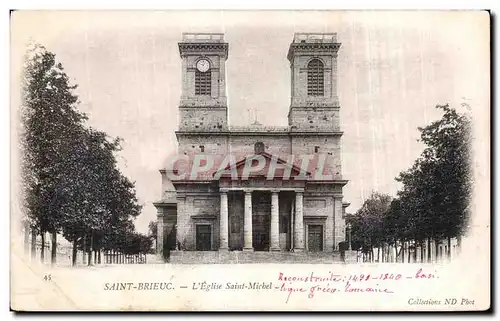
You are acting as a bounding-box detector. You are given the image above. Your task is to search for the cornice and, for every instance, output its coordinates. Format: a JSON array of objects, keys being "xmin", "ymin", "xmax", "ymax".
[
  {"xmin": 287, "ymin": 42, "xmax": 341, "ymax": 61},
  {"xmin": 174, "ymin": 130, "xmax": 343, "ymax": 137},
  {"xmin": 179, "ymin": 43, "xmax": 229, "ymax": 58}
]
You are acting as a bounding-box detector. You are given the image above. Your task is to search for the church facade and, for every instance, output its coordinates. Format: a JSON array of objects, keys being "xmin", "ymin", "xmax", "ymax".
[{"xmin": 154, "ymin": 33, "xmax": 349, "ymax": 262}]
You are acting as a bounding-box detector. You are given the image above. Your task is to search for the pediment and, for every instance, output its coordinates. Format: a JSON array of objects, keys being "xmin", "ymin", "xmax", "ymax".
[{"xmin": 215, "ymin": 152, "xmax": 311, "ymax": 180}]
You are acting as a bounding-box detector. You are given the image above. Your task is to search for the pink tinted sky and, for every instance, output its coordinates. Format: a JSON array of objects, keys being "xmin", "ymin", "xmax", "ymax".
[{"xmin": 11, "ymin": 11, "xmax": 489, "ymax": 234}]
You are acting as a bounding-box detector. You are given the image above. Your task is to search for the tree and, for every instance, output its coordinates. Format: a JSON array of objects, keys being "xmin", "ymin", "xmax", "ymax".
[
  {"xmin": 418, "ymin": 104, "xmax": 472, "ymax": 252},
  {"xmin": 396, "ymin": 104, "xmax": 472, "ymax": 261},
  {"xmin": 148, "ymin": 221, "xmax": 157, "ymax": 240},
  {"xmin": 21, "ymin": 42, "xmax": 144, "ymax": 267},
  {"xmin": 60, "ymin": 128, "xmax": 142, "ymax": 266},
  {"xmin": 20, "ymin": 42, "xmax": 87, "ymax": 264},
  {"xmin": 383, "ymin": 199, "xmax": 405, "ymax": 262},
  {"xmin": 349, "ymin": 192, "xmax": 392, "ymax": 262}
]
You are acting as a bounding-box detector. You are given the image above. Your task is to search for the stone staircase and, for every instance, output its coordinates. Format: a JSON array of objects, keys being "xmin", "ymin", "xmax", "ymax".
[{"xmin": 168, "ymin": 250, "xmax": 344, "ymax": 264}]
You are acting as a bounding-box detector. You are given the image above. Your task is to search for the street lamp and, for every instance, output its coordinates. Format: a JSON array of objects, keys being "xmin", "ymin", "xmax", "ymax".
[{"xmin": 347, "ymin": 222, "xmax": 352, "ymax": 251}]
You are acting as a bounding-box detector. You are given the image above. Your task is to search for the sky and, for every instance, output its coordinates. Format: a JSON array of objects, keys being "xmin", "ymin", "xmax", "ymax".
[{"xmin": 10, "ymin": 11, "xmax": 489, "ymax": 234}]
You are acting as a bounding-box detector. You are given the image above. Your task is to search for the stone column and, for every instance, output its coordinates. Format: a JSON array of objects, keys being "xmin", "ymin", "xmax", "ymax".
[
  {"xmin": 219, "ymin": 191, "xmax": 229, "ymax": 250},
  {"xmin": 156, "ymin": 214, "xmax": 164, "ymax": 261},
  {"xmin": 270, "ymin": 191, "xmax": 280, "ymax": 251},
  {"xmin": 294, "ymin": 192, "xmax": 304, "ymax": 252},
  {"xmin": 243, "ymin": 191, "xmax": 253, "ymax": 251}
]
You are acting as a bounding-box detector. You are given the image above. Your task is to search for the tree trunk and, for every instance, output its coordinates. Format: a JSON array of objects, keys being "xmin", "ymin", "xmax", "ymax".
[
  {"xmin": 401, "ymin": 240, "xmax": 405, "ymax": 263},
  {"xmin": 30, "ymin": 229, "xmax": 36, "ymax": 260},
  {"xmin": 72, "ymin": 238, "xmax": 77, "ymax": 267},
  {"xmin": 413, "ymin": 241, "xmax": 417, "ymax": 263},
  {"xmin": 82, "ymin": 234, "xmax": 87, "ymax": 265},
  {"xmin": 40, "ymin": 232, "xmax": 45, "ymax": 263},
  {"xmin": 377, "ymin": 247, "xmax": 380, "ymax": 263},
  {"xmin": 51, "ymin": 232, "xmax": 57, "ymax": 265},
  {"xmin": 407, "ymin": 242, "xmax": 411, "ymax": 263},
  {"xmin": 24, "ymin": 221, "xmax": 30, "ymax": 255},
  {"xmin": 420, "ymin": 243, "xmax": 424, "ymax": 263},
  {"xmin": 447, "ymin": 237, "xmax": 451, "ymax": 260},
  {"xmin": 395, "ymin": 242, "xmax": 402, "ymax": 262},
  {"xmin": 427, "ymin": 237, "xmax": 432, "ymax": 263},
  {"xmin": 88, "ymin": 231, "xmax": 93, "ymax": 266},
  {"xmin": 435, "ymin": 238, "xmax": 440, "ymax": 262},
  {"xmin": 457, "ymin": 234, "xmax": 462, "ymax": 255},
  {"xmin": 98, "ymin": 250, "xmax": 102, "ymax": 264}
]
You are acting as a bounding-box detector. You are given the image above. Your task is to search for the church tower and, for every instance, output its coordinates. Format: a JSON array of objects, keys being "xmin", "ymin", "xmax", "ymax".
[
  {"xmin": 178, "ymin": 33, "xmax": 229, "ymax": 131},
  {"xmin": 287, "ymin": 33, "xmax": 341, "ymax": 132}
]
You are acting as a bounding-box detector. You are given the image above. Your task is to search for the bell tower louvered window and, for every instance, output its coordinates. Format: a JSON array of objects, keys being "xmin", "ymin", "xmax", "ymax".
[
  {"xmin": 307, "ymin": 59, "xmax": 324, "ymax": 96},
  {"xmin": 195, "ymin": 70, "xmax": 211, "ymax": 95}
]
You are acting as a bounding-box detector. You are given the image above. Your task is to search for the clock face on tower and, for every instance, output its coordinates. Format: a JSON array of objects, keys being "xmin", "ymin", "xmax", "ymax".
[{"xmin": 196, "ymin": 59, "xmax": 210, "ymax": 72}]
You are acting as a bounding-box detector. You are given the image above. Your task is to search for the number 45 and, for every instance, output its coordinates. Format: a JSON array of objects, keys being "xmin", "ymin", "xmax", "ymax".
[{"xmin": 43, "ymin": 275, "xmax": 51, "ymax": 281}]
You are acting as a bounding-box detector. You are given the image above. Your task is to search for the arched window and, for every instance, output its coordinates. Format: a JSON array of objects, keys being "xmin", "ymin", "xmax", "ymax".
[
  {"xmin": 254, "ymin": 142, "xmax": 265, "ymax": 154},
  {"xmin": 195, "ymin": 70, "xmax": 211, "ymax": 95},
  {"xmin": 307, "ymin": 59, "xmax": 324, "ymax": 96}
]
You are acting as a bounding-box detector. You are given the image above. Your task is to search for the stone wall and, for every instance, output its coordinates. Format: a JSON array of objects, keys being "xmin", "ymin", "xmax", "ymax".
[
  {"xmin": 181, "ymin": 54, "xmax": 224, "ymax": 101},
  {"xmin": 288, "ymin": 107, "xmax": 340, "ymax": 131},
  {"xmin": 176, "ymin": 192, "xmax": 221, "ymax": 251},
  {"xmin": 291, "ymin": 135, "xmax": 342, "ymax": 179},
  {"xmin": 177, "ymin": 134, "xmax": 228, "ymax": 156},
  {"xmin": 333, "ymin": 197, "xmax": 346, "ymax": 249},
  {"xmin": 229, "ymin": 135, "xmax": 291, "ymax": 157},
  {"xmin": 178, "ymin": 107, "xmax": 228, "ymax": 131},
  {"xmin": 290, "ymin": 55, "xmax": 337, "ymax": 106},
  {"xmin": 302, "ymin": 195, "xmax": 335, "ymax": 252}
]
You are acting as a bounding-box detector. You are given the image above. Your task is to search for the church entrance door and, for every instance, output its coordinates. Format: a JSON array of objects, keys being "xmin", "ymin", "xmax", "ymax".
[
  {"xmin": 252, "ymin": 192, "xmax": 270, "ymax": 251},
  {"xmin": 308, "ymin": 225, "xmax": 323, "ymax": 252},
  {"xmin": 196, "ymin": 224, "xmax": 212, "ymax": 251}
]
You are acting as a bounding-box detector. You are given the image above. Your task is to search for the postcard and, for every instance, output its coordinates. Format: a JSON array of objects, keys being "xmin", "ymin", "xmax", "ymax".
[{"xmin": 10, "ymin": 10, "xmax": 490, "ymax": 311}]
